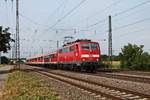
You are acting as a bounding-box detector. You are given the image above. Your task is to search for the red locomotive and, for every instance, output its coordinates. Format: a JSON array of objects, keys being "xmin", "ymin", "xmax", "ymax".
[{"xmin": 26, "ymin": 39, "xmax": 101, "ymax": 72}]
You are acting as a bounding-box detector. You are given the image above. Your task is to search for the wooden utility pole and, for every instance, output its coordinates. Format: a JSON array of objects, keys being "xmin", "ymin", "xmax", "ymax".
[{"xmin": 108, "ymin": 15, "xmax": 112, "ymax": 67}]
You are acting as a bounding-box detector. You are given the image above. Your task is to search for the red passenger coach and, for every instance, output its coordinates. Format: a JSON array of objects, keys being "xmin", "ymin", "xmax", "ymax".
[
  {"xmin": 26, "ymin": 54, "xmax": 45, "ymax": 65},
  {"xmin": 26, "ymin": 39, "xmax": 101, "ymax": 72},
  {"xmin": 44, "ymin": 52, "xmax": 58, "ymax": 68}
]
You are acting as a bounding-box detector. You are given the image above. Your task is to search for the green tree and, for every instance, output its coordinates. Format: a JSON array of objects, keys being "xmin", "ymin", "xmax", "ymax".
[
  {"xmin": 0, "ymin": 56, "xmax": 10, "ymax": 64},
  {"xmin": 100, "ymin": 55, "xmax": 108, "ymax": 61},
  {"xmin": 119, "ymin": 43, "xmax": 150, "ymax": 70},
  {"xmin": 0, "ymin": 26, "xmax": 14, "ymax": 53}
]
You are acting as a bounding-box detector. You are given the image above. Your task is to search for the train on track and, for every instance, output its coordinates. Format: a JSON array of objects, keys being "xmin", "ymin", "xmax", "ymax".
[{"xmin": 26, "ymin": 39, "xmax": 101, "ymax": 72}]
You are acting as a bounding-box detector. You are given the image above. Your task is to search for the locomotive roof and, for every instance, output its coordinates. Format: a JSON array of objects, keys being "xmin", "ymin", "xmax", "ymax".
[{"xmin": 63, "ymin": 39, "xmax": 92, "ymax": 47}]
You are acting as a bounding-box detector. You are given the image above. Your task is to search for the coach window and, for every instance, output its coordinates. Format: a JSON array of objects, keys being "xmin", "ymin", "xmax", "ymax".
[
  {"xmin": 54, "ymin": 54, "xmax": 56, "ymax": 58},
  {"xmin": 62, "ymin": 47, "xmax": 69, "ymax": 53},
  {"xmin": 49, "ymin": 55, "xmax": 53, "ymax": 58},
  {"xmin": 64, "ymin": 48, "xmax": 67, "ymax": 52},
  {"xmin": 49, "ymin": 55, "xmax": 51, "ymax": 59},
  {"xmin": 51, "ymin": 54, "xmax": 54, "ymax": 58},
  {"xmin": 70, "ymin": 46, "xmax": 75, "ymax": 52},
  {"xmin": 62, "ymin": 48, "xmax": 65, "ymax": 53},
  {"xmin": 63, "ymin": 48, "xmax": 65, "ymax": 53},
  {"xmin": 59, "ymin": 49, "xmax": 62, "ymax": 53},
  {"xmin": 66, "ymin": 47, "xmax": 69, "ymax": 52},
  {"xmin": 51, "ymin": 54, "xmax": 55, "ymax": 58},
  {"xmin": 44, "ymin": 56, "xmax": 49, "ymax": 60}
]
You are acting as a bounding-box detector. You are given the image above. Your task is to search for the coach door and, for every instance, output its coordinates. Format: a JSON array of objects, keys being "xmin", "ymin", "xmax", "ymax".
[{"xmin": 75, "ymin": 44, "xmax": 80, "ymax": 61}]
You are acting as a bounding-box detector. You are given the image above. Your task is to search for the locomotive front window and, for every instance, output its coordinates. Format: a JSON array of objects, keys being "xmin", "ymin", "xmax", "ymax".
[
  {"xmin": 91, "ymin": 44, "xmax": 98, "ymax": 50},
  {"xmin": 81, "ymin": 43, "xmax": 98, "ymax": 50},
  {"xmin": 81, "ymin": 44, "xmax": 90, "ymax": 50}
]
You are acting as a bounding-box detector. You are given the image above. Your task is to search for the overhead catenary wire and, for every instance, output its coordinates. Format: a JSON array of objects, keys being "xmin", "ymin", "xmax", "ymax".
[
  {"xmin": 114, "ymin": 27, "xmax": 150, "ymax": 38},
  {"xmin": 86, "ymin": 0, "xmax": 121, "ymax": 21},
  {"xmin": 4, "ymin": 0, "xmax": 9, "ymax": 26},
  {"xmin": 85, "ymin": 0, "xmax": 150, "ymax": 29},
  {"xmin": 76, "ymin": 0, "xmax": 121, "ymax": 29},
  {"xmin": 42, "ymin": 0, "xmax": 68, "ymax": 25},
  {"xmin": 115, "ymin": 17, "xmax": 150, "ymax": 31},
  {"xmin": 44, "ymin": 0, "xmax": 87, "ymax": 33},
  {"xmin": 113, "ymin": 0, "xmax": 150, "ymax": 17},
  {"xmin": 85, "ymin": 18, "xmax": 107, "ymax": 29},
  {"xmin": 19, "ymin": 12, "xmax": 48, "ymax": 27},
  {"xmin": 34, "ymin": 0, "xmax": 69, "ymax": 39},
  {"xmin": 60, "ymin": 0, "xmax": 68, "ymax": 18}
]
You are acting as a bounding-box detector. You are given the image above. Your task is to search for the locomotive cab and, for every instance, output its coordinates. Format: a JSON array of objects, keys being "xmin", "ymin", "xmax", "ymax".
[
  {"xmin": 78, "ymin": 42, "xmax": 100, "ymax": 65},
  {"xmin": 72, "ymin": 40, "xmax": 100, "ymax": 72}
]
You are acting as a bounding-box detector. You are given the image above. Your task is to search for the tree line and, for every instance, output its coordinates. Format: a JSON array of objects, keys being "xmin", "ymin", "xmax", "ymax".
[
  {"xmin": 0, "ymin": 26, "xmax": 14, "ymax": 53},
  {"xmin": 101, "ymin": 44, "xmax": 150, "ymax": 70},
  {"xmin": 0, "ymin": 26, "xmax": 14, "ymax": 64}
]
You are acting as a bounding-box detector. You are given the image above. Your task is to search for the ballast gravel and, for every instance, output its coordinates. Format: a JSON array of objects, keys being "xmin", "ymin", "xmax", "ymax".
[
  {"xmin": 22, "ymin": 65, "xmax": 150, "ymax": 99},
  {"xmin": 51, "ymin": 70, "xmax": 150, "ymax": 96},
  {"xmin": 22, "ymin": 65, "xmax": 112, "ymax": 100},
  {"xmin": 29, "ymin": 72, "xmax": 104, "ymax": 100}
]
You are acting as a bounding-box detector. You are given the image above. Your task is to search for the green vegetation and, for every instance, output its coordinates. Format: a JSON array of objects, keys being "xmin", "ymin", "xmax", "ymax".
[
  {"xmin": 0, "ymin": 71, "xmax": 59, "ymax": 100},
  {"xmin": 119, "ymin": 43, "xmax": 150, "ymax": 70},
  {"xmin": 112, "ymin": 61, "xmax": 120, "ymax": 69},
  {"xmin": 0, "ymin": 64, "xmax": 4, "ymax": 67},
  {"xmin": 100, "ymin": 43, "xmax": 150, "ymax": 70},
  {"xmin": 100, "ymin": 55, "xmax": 121, "ymax": 69},
  {"xmin": 0, "ymin": 26, "xmax": 14, "ymax": 53},
  {"xmin": 99, "ymin": 61, "xmax": 120, "ymax": 69},
  {"xmin": 0, "ymin": 56, "xmax": 10, "ymax": 64}
]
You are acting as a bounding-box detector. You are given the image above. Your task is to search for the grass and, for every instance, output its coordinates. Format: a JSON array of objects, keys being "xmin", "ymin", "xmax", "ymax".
[
  {"xmin": 0, "ymin": 64, "xmax": 5, "ymax": 68},
  {"xmin": 102, "ymin": 61, "xmax": 121, "ymax": 69},
  {"xmin": 112, "ymin": 61, "xmax": 121, "ymax": 69},
  {"xmin": 0, "ymin": 70, "xmax": 59, "ymax": 100}
]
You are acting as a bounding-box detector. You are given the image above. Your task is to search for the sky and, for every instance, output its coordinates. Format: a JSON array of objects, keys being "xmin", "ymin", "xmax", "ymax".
[{"xmin": 0, "ymin": 0, "xmax": 150, "ymax": 58}]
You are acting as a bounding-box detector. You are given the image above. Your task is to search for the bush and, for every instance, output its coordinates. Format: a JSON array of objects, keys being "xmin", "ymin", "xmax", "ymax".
[
  {"xmin": 119, "ymin": 43, "xmax": 150, "ymax": 70},
  {"xmin": 0, "ymin": 56, "xmax": 10, "ymax": 64}
]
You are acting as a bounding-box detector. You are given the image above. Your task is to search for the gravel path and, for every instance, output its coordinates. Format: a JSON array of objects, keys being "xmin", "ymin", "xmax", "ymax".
[
  {"xmin": 0, "ymin": 65, "xmax": 13, "ymax": 97},
  {"xmin": 0, "ymin": 65, "xmax": 13, "ymax": 89}
]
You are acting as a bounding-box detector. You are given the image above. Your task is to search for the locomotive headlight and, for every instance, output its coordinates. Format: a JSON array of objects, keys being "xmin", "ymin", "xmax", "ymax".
[
  {"xmin": 76, "ymin": 53, "xmax": 78, "ymax": 56},
  {"xmin": 96, "ymin": 59, "xmax": 99, "ymax": 61}
]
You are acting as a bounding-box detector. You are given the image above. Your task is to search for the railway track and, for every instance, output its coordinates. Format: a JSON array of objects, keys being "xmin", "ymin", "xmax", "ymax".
[
  {"xmin": 42, "ymin": 68, "xmax": 150, "ymax": 84},
  {"xmin": 27, "ymin": 68, "xmax": 150, "ymax": 100},
  {"xmin": 95, "ymin": 72, "xmax": 150, "ymax": 84},
  {"xmin": 117, "ymin": 71, "xmax": 150, "ymax": 76}
]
